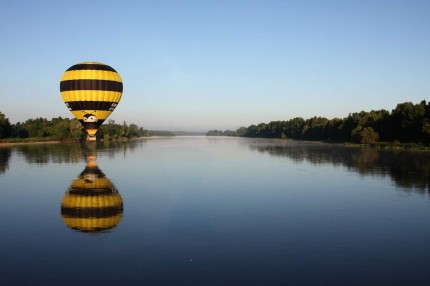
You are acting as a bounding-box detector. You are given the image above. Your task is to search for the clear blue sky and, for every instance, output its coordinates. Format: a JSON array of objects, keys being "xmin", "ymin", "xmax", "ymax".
[{"xmin": 1, "ymin": 0, "xmax": 429, "ymax": 131}]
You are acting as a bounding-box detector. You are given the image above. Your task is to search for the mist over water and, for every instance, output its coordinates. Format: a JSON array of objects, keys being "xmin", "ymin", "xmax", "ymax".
[{"xmin": 1, "ymin": 137, "xmax": 429, "ymax": 286}]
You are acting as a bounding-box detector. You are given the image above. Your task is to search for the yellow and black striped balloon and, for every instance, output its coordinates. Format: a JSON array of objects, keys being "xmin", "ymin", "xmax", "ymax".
[
  {"xmin": 61, "ymin": 163, "xmax": 123, "ymax": 233},
  {"xmin": 60, "ymin": 62, "xmax": 123, "ymax": 139}
]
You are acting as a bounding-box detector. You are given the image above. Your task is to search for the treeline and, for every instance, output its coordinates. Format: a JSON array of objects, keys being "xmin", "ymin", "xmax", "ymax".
[
  {"xmin": 146, "ymin": 130, "xmax": 175, "ymax": 136},
  {"xmin": 0, "ymin": 112, "xmax": 149, "ymax": 141},
  {"xmin": 207, "ymin": 100, "xmax": 430, "ymax": 144},
  {"xmin": 98, "ymin": 120, "xmax": 149, "ymax": 140}
]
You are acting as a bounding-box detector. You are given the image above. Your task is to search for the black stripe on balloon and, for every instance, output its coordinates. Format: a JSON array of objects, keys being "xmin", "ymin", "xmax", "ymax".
[
  {"xmin": 68, "ymin": 188, "xmax": 117, "ymax": 196},
  {"xmin": 61, "ymin": 206, "xmax": 124, "ymax": 218},
  {"xmin": 80, "ymin": 166, "xmax": 105, "ymax": 177},
  {"xmin": 60, "ymin": 80, "xmax": 123, "ymax": 92},
  {"xmin": 71, "ymin": 227, "xmax": 116, "ymax": 233},
  {"xmin": 66, "ymin": 101, "xmax": 118, "ymax": 111},
  {"xmin": 78, "ymin": 120, "xmax": 105, "ymax": 130},
  {"xmin": 66, "ymin": 64, "xmax": 117, "ymax": 72}
]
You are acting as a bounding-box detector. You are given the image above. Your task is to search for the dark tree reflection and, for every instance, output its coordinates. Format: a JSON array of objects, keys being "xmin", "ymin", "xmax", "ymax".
[
  {"xmin": 247, "ymin": 141, "xmax": 430, "ymax": 193},
  {"xmin": 13, "ymin": 140, "xmax": 146, "ymax": 166},
  {"xmin": 16, "ymin": 144, "xmax": 84, "ymax": 165},
  {"xmin": 0, "ymin": 148, "xmax": 11, "ymax": 174}
]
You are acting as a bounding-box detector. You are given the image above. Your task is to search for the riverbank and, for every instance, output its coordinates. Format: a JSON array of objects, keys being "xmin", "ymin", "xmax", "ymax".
[
  {"xmin": 0, "ymin": 139, "xmax": 61, "ymax": 147},
  {"xmin": 297, "ymin": 139, "xmax": 430, "ymax": 152},
  {"xmin": 0, "ymin": 136, "xmax": 151, "ymax": 147},
  {"xmin": 339, "ymin": 141, "xmax": 430, "ymax": 152}
]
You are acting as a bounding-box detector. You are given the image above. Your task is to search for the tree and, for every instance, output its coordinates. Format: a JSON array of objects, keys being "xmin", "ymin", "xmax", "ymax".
[
  {"xmin": 285, "ymin": 117, "xmax": 305, "ymax": 139},
  {"xmin": 302, "ymin": 117, "xmax": 328, "ymax": 140},
  {"xmin": 0, "ymin": 111, "xmax": 11, "ymax": 138},
  {"xmin": 351, "ymin": 126, "xmax": 379, "ymax": 144},
  {"xmin": 235, "ymin": 127, "xmax": 247, "ymax": 137},
  {"xmin": 389, "ymin": 101, "xmax": 427, "ymax": 142}
]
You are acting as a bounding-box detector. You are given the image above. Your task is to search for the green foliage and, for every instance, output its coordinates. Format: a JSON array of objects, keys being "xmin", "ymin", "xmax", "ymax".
[
  {"xmin": 97, "ymin": 120, "xmax": 149, "ymax": 140},
  {"xmin": 146, "ymin": 130, "xmax": 175, "ymax": 136},
  {"xmin": 1, "ymin": 114, "xmax": 148, "ymax": 142},
  {"xmin": 351, "ymin": 126, "xmax": 379, "ymax": 144},
  {"xmin": 8, "ymin": 117, "xmax": 85, "ymax": 141},
  {"xmin": 206, "ymin": 129, "xmax": 238, "ymax": 136},
  {"xmin": 388, "ymin": 101, "xmax": 428, "ymax": 142},
  {"xmin": 0, "ymin": 111, "xmax": 11, "ymax": 138}
]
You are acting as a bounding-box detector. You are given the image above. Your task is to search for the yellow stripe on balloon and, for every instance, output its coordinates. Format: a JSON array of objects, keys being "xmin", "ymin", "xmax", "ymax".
[
  {"xmin": 61, "ymin": 195, "xmax": 123, "ymax": 209},
  {"xmin": 61, "ymin": 70, "xmax": 122, "ymax": 82},
  {"xmin": 62, "ymin": 215, "xmax": 122, "ymax": 230},
  {"xmin": 61, "ymin": 90, "xmax": 122, "ymax": 103}
]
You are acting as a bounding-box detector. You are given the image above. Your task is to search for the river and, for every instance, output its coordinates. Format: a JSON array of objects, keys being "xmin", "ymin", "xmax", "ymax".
[{"xmin": 1, "ymin": 137, "xmax": 429, "ymax": 286}]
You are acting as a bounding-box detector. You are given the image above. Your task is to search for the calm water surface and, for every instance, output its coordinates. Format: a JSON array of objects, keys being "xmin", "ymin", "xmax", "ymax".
[{"xmin": 1, "ymin": 137, "xmax": 429, "ymax": 286}]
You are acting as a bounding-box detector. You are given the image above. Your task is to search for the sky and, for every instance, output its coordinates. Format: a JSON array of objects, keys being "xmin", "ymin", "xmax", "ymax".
[{"xmin": 0, "ymin": 0, "xmax": 429, "ymax": 132}]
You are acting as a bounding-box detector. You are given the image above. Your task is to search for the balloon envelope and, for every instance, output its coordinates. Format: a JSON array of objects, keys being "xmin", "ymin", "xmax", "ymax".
[{"xmin": 60, "ymin": 62, "xmax": 123, "ymax": 140}]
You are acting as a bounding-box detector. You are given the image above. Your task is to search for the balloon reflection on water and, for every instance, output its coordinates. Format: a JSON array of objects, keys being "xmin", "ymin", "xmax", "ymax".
[{"xmin": 61, "ymin": 154, "xmax": 123, "ymax": 233}]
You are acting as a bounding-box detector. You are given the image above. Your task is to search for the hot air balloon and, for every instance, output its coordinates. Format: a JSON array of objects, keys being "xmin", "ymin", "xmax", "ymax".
[
  {"xmin": 60, "ymin": 62, "xmax": 123, "ymax": 141},
  {"xmin": 61, "ymin": 157, "xmax": 123, "ymax": 233}
]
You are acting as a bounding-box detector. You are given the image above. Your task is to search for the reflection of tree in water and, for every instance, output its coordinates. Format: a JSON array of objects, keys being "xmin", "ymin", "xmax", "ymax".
[
  {"xmin": 96, "ymin": 139, "xmax": 144, "ymax": 158},
  {"xmin": 248, "ymin": 141, "xmax": 430, "ymax": 193},
  {"xmin": 0, "ymin": 140, "xmax": 146, "ymax": 176},
  {"xmin": 16, "ymin": 144, "xmax": 84, "ymax": 165},
  {"xmin": 0, "ymin": 148, "xmax": 12, "ymax": 174},
  {"xmin": 15, "ymin": 140, "xmax": 145, "ymax": 165}
]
